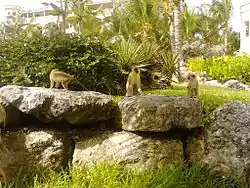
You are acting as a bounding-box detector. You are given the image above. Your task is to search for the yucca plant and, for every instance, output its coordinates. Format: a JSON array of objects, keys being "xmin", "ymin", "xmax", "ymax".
[
  {"xmin": 155, "ymin": 49, "xmax": 180, "ymax": 83},
  {"xmin": 113, "ymin": 37, "xmax": 161, "ymax": 70}
]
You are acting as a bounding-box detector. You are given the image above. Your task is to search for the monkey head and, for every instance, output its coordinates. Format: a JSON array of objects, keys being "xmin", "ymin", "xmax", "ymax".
[
  {"xmin": 187, "ymin": 72, "xmax": 196, "ymax": 80},
  {"xmin": 133, "ymin": 67, "xmax": 139, "ymax": 73}
]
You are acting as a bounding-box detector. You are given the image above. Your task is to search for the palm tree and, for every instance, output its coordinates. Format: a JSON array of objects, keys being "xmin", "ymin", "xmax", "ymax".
[
  {"xmin": 42, "ymin": 0, "xmax": 68, "ymax": 33},
  {"xmin": 67, "ymin": 0, "xmax": 103, "ymax": 35},
  {"xmin": 180, "ymin": 4, "xmax": 200, "ymax": 42},
  {"xmin": 210, "ymin": 0, "xmax": 233, "ymax": 52},
  {"xmin": 163, "ymin": 0, "xmax": 185, "ymax": 81},
  {"xmin": 196, "ymin": 3, "xmax": 221, "ymax": 45}
]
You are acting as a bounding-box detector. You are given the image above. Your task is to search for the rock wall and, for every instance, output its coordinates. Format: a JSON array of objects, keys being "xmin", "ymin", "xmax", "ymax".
[{"xmin": 0, "ymin": 85, "xmax": 206, "ymax": 183}]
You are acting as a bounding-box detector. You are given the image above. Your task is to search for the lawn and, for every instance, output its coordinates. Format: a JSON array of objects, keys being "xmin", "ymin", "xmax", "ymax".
[{"xmin": 3, "ymin": 163, "xmax": 247, "ymax": 188}]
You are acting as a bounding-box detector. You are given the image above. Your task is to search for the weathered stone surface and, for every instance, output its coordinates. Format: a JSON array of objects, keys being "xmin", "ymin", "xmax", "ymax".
[
  {"xmin": 0, "ymin": 95, "xmax": 27, "ymax": 127},
  {"xmin": 0, "ymin": 129, "xmax": 74, "ymax": 182},
  {"xmin": 73, "ymin": 131, "xmax": 183, "ymax": 171},
  {"xmin": 118, "ymin": 95, "xmax": 203, "ymax": 132},
  {"xmin": 205, "ymin": 101, "xmax": 250, "ymax": 175},
  {"xmin": 223, "ymin": 79, "xmax": 249, "ymax": 90},
  {"xmin": 0, "ymin": 85, "xmax": 114, "ymax": 125},
  {"xmin": 186, "ymin": 134, "xmax": 205, "ymax": 163}
]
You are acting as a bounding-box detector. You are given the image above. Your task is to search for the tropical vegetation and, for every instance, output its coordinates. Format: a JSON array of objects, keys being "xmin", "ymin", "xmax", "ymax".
[{"xmin": 0, "ymin": 0, "xmax": 248, "ymax": 186}]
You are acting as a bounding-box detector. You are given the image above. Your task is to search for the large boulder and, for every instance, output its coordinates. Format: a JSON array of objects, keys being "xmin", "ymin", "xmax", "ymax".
[
  {"xmin": 118, "ymin": 95, "xmax": 202, "ymax": 132},
  {"xmin": 0, "ymin": 129, "xmax": 74, "ymax": 182},
  {"xmin": 223, "ymin": 79, "xmax": 249, "ymax": 90},
  {"xmin": 205, "ymin": 101, "xmax": 250, "ymax": 176},
  {"xmin": 73, "ymin": 131, "xmax": 183, "ymax": 171},
  {"xmin": 0, "ymin": 85, "xmax": 114, "ymax": 125},
  {"xmin": 0, "ymin": 95, "xmax": 27, "ymax": 127}
]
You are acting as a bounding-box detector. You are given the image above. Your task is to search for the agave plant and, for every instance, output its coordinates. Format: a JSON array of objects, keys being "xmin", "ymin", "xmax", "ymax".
[
  {"xmin": 155, "ymin": 48, "xmax": 180, "ymax": 82},
  {"xmin": 113, "ymin": 37, "xmax": 161, "ymax": 70}
]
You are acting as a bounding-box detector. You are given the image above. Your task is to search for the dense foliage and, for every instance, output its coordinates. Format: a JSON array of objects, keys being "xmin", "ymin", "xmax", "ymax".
[
  {"xmin": 0, "ymin": 34, "xmax": 124, "ymax": 95},
  {"xmin": 187, "ymin": 56, "xmax": 250, "ymax": 83}
]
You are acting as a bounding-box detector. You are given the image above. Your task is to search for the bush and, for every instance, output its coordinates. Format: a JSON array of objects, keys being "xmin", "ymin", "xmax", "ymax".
[
  {"xmin": 0, "ymin": 34, "xmax": 124, "ymax": 95},
  {"xmin": 187, "ymin": 55, "xmax": 250, "ymax": 83}
]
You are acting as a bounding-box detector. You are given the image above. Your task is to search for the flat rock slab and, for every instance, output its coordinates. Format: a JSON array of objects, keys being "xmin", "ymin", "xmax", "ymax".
[
  {"xmin": 73, "ymin": 131, "xmax": 183, "ymax": 171},
  {"xmin": 0, "ymin": 85, "xmax": 114, "ymax": 125},
  {"xmin": 118, "ymin": 95, "xmax": 203, "ymax": 132},
  {"xmin": 205, "ymin": 101, "xmax": 250, "ymax": 176}
]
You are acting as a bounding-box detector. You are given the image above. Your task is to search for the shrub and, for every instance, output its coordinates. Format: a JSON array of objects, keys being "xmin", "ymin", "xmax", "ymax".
[
  {"xmin": 0, "ymin": 34, "xmax": 124, "ymax": 95},
  {"xmin": 187, "ymin": 55, "xmax": 250, "ymax": 83},
  {"xmin": 112, "ymin": 38, "xmax": 160, "ymax": 70}
]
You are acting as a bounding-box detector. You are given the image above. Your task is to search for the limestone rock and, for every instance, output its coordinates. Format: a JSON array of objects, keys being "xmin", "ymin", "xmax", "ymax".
[
  {"xmin": 0, "ymin": 85, "xmax": 114, "ymax": 125},
  {"xmin": 0, "ymin": 129, "xmax": 74, "ymax": 182},
  {"xmin": 205, "ymin": 101, "xmax": 250, "ymax": 175},
  {"xmin": 186, "ymin": 134, "xmax": 205, "ymax": 163},
  {"xmin": 0, "ymin": 95, "xmax": 27, "ymax": 127},
  {"xmin": 223, "ymin": 79, "xmax": 249, "ymax": 90},
  {"xmin": 118, "ymin": 95, "xmax": 203, "ymax": 132},
  {"xmin": 73, "ymin": 131, "xmax": 183, "ymax": 171}
]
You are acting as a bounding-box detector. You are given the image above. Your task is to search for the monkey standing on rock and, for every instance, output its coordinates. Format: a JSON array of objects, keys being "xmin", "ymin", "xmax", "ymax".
[
  {"xmin": 187, "ymin": 72, "xmax": 199, "ymax": 98},
  {"xmin": 126, "ymin": 67, "xmax": 143, "ymax": 97},
  {"xmin": 50, "ymin": 69, "xmax": 73, "ymax": 89},
  {"xmin": 49, "ymin": 69, "xmax": 88, "ymax": 90}
]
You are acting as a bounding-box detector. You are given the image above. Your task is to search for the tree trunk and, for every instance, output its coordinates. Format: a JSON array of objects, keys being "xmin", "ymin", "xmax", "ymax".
[
  {"xmin": 173, "ymin": 0, "xmax": 186, "ymax": 82},
  {"xmin": 78, "ymin": 19, "xmax": 83, "ymax": 34},
  {"xmin": 169, "ymin": 19, "xmax": 175, "ymax": 53},
  {"xmin": 224, "ymin": 26, "xmax": 228, "ymax": 54},
  {"xmin": 59, "ymin": 0, "xmax": 67, "ymax": 33}
]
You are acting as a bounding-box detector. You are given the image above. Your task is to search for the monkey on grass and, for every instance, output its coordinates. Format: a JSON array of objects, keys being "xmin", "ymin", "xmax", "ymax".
[
  {"xmin": 49, "ymin": 69, "xmax": 88, "ymax": 90},
  {"xmin": 187, "ymin": 72, "xmax": 199, "ymax": 98},
  {"xmin": 125, "ymin": 67, "xmax": 143, "ymax": 97}
]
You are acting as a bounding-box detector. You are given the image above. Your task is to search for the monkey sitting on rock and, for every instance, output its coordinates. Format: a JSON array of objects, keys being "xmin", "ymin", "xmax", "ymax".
[{"xmin": 125, "ymin": 67, "xmax": 143, "ymax": 97}]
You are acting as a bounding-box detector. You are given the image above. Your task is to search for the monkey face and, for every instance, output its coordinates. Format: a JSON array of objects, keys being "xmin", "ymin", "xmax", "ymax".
[{"xmin": 134, "ymin": 68, "xmax": 139, "ymax": 73}]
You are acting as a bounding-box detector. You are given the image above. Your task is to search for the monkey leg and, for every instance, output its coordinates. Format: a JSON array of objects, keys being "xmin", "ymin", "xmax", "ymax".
[
  {"xmin": 50, "ymin": 81, "xmax": 54, "ymax": 89},
  {"xmin": 125, "ymin": 86, "xmax": 133, "ymax": 97},
  {"xmin": 187, "ymin": 87, "xmax": 191, "ymax": 97},
  {"xmin": 61, "ymin": 82, "xmax": 68, "ymax": 90},
  {"xmin": 55, "ymin": 82, "xmax": 61, "ymax": 89},
  {"xmin": 62, "ymin": 79, "xmax": 72, "ymax": 90},
  {"xmin": 194, "ymin": 88, "xmax": 198, "ymax": 98},
  {"xmin": 191, "ymin": 88, "xmax": 197, "ymax": 98},
  {"xmin": 0, "ymin": 168, "xmax": 6, "ymax": 184},
  {"xmin": 132, "ymin": 85, "xmax": 139, "ymax": 96}
]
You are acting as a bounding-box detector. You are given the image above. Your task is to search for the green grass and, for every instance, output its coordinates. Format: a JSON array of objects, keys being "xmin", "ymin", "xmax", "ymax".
[{"xmin": 2, "ymin": 163, "xmax": 247, "ymax": 188}]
